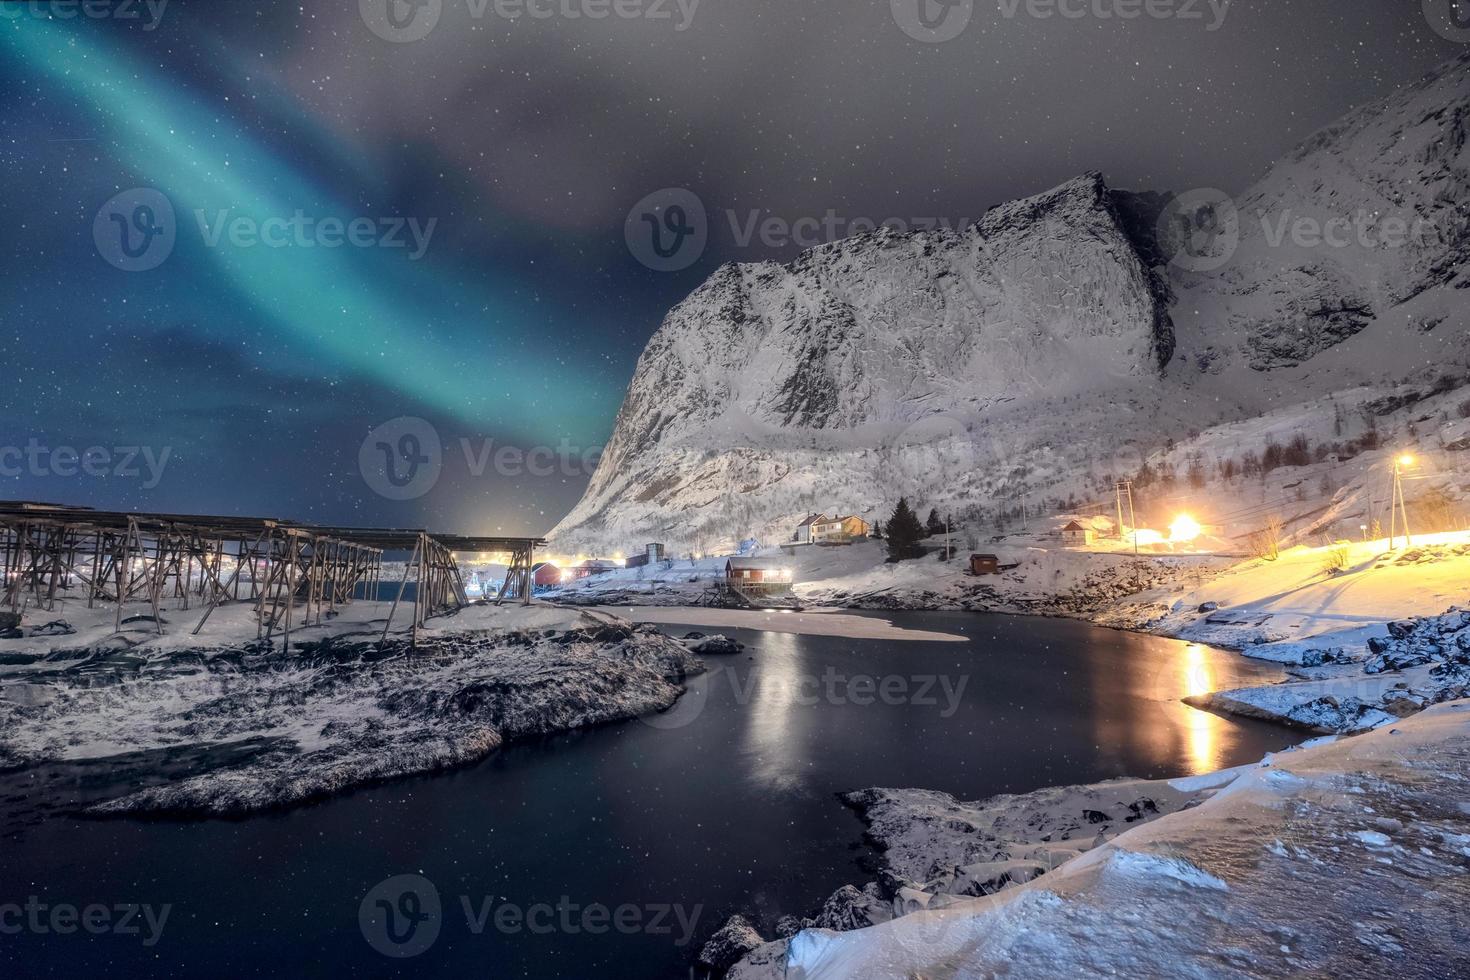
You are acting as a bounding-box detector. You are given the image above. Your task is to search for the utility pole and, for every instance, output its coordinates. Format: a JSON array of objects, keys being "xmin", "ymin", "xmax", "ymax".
[
  {"xmin": 1389, "ymin": 455, "xmax": 1414, "ymax": 549},
  {"xmin": 1115, "ymin": 482, "xmax": 1126, "ymax": 542},
  {"xmin": 1117, "ymin": 480, "xmax": 1139, "ymax": 555}
]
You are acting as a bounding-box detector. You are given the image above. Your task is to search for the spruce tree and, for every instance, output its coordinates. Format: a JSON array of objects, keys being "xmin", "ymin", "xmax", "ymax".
[
  {"xmin": 925, "ymin": 508, "xmax": 945, "ymax": 536},
  {"xmin": 886, "ymin": 498, "xmax": 926, "ymax": 562}
]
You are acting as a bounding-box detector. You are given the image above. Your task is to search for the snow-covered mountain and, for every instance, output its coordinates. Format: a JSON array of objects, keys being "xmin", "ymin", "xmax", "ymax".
[{"xmin": 552, "ymin": 54, "xmax": 1470, "ymax": 555}]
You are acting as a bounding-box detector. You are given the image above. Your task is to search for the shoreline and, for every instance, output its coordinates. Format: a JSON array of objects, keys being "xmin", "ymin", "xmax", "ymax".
[{"xmin": 0, "ymin": 603, "xmax": 706, "ymax": 823}]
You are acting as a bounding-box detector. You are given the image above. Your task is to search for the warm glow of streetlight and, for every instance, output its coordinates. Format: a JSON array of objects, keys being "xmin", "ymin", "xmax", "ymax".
[
  {"xmin": 1169, "ymin": 514, "xmax": 1203, "ymax": 543},
  {"xmin": 1398, "ymin": 454, "xmax": 1415, "ymax": 467}
]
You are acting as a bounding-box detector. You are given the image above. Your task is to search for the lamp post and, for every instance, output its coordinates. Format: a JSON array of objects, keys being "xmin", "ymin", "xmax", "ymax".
[{"xmin": 1389, "ymin": 454, "xmax": 1414, "ymax": 550}]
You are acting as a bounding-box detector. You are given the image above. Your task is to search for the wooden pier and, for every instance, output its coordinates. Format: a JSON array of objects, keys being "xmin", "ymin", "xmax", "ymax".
[{"xmin": 0, "ymin": 501, "xmax": 544, "ymax": 647}]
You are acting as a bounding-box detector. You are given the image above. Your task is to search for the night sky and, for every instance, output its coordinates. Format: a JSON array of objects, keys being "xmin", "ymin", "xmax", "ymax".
[{"xmin": 1, "ymin": 0, "xmax": 1462, "ymax": 536}]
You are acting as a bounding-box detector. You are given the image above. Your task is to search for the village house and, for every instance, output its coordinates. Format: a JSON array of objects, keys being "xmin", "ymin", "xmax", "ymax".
[
  {"xmin": 793, "ymin": 514, "xmax": 826, "ymax": 545},
  {"xmin": 569, "ymin": 559, "xmax": 619, "ymax": 580},
  {"xmin": 724, "ymin": 557, "xmax": 794, "ymax": 597},
  {"xmin": 1061, "ymin": 520, "xmax": 1096, "ymax": 546},
  {"xmin": 623, "ymin": 542, "xmax": 667, "ymax": 569},
  {"xmin": 810, "ymin": 514, "xmax": 872, "ymax": 545},
  {"xmin": 530, "ymin": 561, "xmax": 564, "ymax": 588}
]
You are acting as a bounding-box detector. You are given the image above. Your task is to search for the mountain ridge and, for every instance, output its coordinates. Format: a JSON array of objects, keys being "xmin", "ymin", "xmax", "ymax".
[{"xmin": 551, "ymin": 55, "xmax": 1470, "ymax": 554}]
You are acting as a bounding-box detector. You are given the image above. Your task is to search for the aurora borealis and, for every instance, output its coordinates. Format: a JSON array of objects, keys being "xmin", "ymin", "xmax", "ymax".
[{"xmin": 0, "ymin": 1, "xmax": 1459, "ymax": 534}]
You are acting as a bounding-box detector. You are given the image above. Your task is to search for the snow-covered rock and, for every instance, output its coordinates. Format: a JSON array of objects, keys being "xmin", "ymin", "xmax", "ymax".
[
  {"xmin": 0, "ymin": 613, "xmax": 702, "ymax": 819},
  {"xmin": 681, "ymin": 633, "xmax": 744, "ymax": 655},
  {"xmin": 697, "ymin": 914, "xmax": 766, "ymax": 974},
  {"xmin": 1193, "ymin": 607, "xmax": 1470, "ymax": 734}
]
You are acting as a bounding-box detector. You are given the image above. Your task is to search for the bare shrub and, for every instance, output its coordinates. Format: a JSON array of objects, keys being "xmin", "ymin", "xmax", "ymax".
[
  {"xmin": 1320, "ymin": 544, "xmax": 1351, "ymax": 577},
  {"xmin": 1250, "ymin": 514, "xmax": 1283, "ymax": 561}
]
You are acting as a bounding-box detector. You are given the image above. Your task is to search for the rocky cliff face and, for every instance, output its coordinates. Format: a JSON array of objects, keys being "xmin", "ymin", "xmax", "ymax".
[
  {"xmin": 555, "ymin": 174, "xmax": 1175, "ymax": 552},
  {"xmin": 553, "ymin": 55, "xmax": 1470, "ymax": 554},
  {"xmin": 1167, "ymin": 52, "xmax": 1470, "ymax": 373}
]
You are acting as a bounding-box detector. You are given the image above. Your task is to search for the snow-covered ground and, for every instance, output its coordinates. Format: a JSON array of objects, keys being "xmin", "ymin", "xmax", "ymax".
[
  {"xmin": 719, "ymin": 701, "xmax": 1470, "ymax": 978},
  {"xmin": 0, "ymin": 598, "xmax": 703, "ymax": 820}
]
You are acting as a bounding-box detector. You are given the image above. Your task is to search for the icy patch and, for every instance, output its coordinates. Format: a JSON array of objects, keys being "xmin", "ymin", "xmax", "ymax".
[{"xmin": 1101, "ymin": 849, "xmax": 1229, "ymax": 891}]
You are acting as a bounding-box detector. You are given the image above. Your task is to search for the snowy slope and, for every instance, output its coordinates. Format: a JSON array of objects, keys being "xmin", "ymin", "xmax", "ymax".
[
  {"xmin": 1169, "ymin": 51, "xmax": 1470, "ymax": 374},
  {"xmin": 727, "ymin": 701, "xmax": 1470, "ymax": 979},
  {"xmin": 552, "ymin": 55, "xmax": 1470, "ymax": 555}
]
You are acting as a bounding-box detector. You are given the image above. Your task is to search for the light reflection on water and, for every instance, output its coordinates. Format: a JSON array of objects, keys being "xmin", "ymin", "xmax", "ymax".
[
  {"xmin": 741, "ymin": 629, "xmax": 807, "ymax": 791},
  {"xmin": 1183, "ymin": 643, "xmax": 1218, "ymax": 774}
]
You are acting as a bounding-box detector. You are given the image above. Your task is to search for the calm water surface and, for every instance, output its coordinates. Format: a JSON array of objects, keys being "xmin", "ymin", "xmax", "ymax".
[{"xmin": 0, "ymin": 611, "xmax": 1294, "ymax": 978}]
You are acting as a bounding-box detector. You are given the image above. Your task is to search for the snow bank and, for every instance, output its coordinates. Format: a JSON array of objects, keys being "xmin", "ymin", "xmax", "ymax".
[{"xmin": 725, "ymin": 701, "xmax": 1470, "ymax": 978}]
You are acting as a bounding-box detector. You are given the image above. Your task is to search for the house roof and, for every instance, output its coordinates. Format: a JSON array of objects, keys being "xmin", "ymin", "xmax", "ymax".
[
  {"xmin": 1062, "ymin": 521, "xmax": 1088, "ymax": 532},
  {"xmin": 814, "ymin": 514, "xmax": 866, "ymax": 525},
  {"xmin": 797, "ymin": 514, "xmax": 829, "ymax": 528}
]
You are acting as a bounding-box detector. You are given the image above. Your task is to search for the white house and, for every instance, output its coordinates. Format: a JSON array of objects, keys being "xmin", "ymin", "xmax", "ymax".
[{"xmin": 794, "ymin": 514, "xmax": 828, "ymax": 545}]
